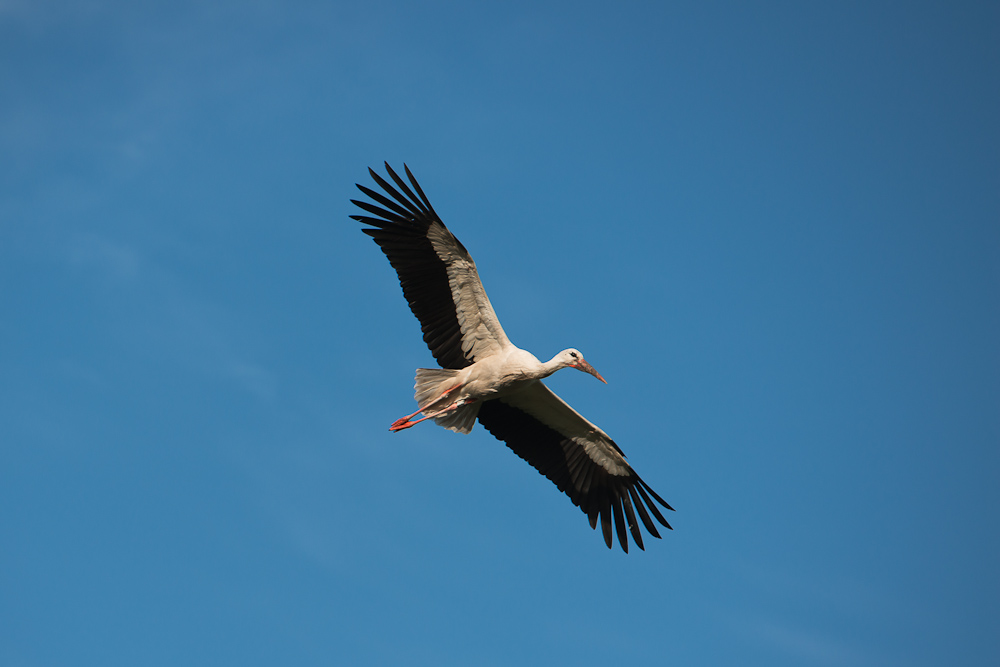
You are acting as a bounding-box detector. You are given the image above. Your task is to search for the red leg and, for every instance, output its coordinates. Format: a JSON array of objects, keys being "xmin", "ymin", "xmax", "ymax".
[
  {"xmin": 389, "ymin": 408, "xmax": 423, "ymax": 430},
  {"xmin": 389, "ymin": 383, "xmax": 465, "ymax": 432}
]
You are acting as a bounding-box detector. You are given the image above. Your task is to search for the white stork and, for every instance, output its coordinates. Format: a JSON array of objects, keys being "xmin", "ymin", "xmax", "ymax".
[{"xmin": 350, "ymin": 163, "xmax": 674, "ymax": 552}]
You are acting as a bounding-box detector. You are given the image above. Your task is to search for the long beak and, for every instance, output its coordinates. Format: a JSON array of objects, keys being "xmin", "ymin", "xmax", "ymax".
[{"xmin": 576, "ymin": 359, "xmax": 607, "ymax": 384}]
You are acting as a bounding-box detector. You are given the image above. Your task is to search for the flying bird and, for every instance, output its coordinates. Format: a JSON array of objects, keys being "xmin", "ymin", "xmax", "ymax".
[{"xmin": 350, "ymin": 163, "xmax": 673, "ymax": 552}]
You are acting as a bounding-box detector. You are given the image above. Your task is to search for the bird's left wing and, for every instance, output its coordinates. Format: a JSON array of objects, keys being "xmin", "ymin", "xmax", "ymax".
[
  {"xmin": 351, "ymin": 163, "xmax": 511, "ymax": 370},
  {"xmin": 477, "ymin": 382, "xmax": 674, "ymax": 552}
]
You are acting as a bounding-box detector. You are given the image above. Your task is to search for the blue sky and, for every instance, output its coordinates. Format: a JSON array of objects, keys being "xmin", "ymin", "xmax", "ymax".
[{"xmin": 2, "ymin": 1, "xmax": 998, "ymax": 665}]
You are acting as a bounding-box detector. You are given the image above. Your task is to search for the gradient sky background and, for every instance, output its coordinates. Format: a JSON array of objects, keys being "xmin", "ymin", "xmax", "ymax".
[{"xmin": 2, "ymin": 2, "xmax": 998, "ymax": 665}]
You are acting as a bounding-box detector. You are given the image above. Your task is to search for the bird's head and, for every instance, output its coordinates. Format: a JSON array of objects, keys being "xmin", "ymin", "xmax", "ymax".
[{"xmin": 559, "ymin": 348, "xmax": 607, "ymax": 384}]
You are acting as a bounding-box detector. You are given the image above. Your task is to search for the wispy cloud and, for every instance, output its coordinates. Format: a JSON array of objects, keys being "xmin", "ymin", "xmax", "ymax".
[
  {"xmin": 715, "ymin": 558, "xmax": 902, "ymax": 666},
  {"xmin": 742, "ymin": 617, "xmax": 879, "ymax": 666},
  {"xmin": 227, "ymin": 361, "xmax": 275, "ymax": 401},
  {"xmin": 731, "ymin": 558, "xmax": 911, "ymax": 627},
  {"xmin": 68, "ymin": 233, "xmax": 140, "ymax": 280},
  {"xmin": 228, "ymin": 438, "xmax": 359, "ymax": 572},
  {"xmin": 0, "ymin": 0, "xmax": 28, "ymax": 19},
  {"xmin": 61, "ymin": 228, "xmax": 279, "ymax": 404}
]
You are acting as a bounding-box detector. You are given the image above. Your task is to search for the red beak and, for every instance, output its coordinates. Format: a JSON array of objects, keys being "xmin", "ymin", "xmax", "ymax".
[{"xmin": 576, "ymin": 359, "xmax": 607, "ymax": 384}]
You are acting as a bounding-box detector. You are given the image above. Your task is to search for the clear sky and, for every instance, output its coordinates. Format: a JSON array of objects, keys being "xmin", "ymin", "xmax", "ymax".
[{"xmin": 2, "ymin": 1, "xmax": 998, "ymax": 665}]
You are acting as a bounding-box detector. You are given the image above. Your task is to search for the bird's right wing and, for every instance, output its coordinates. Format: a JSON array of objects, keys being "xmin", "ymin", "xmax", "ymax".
[
  {"xmin": 477, "ymin": 381, "xmax": 673, "ymax": 552},
  {"xmin": 351, "ymin": 163, "xmax": 512, "ymax": 370}
]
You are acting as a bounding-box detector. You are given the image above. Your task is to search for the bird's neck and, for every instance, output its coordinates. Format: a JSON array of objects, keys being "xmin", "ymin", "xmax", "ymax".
[{"xmin": 539, "ymin": 355, "xmax": 567, "ymax": 379}]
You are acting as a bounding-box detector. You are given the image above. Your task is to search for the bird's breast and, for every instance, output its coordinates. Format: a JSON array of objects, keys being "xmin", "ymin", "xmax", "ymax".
[{"xmin": 460, "ymin": 358, "xmax": 537, "ymax": 401}]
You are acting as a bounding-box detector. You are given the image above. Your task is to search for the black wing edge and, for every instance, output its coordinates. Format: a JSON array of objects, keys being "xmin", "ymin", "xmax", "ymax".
[
  {"xmin": 477, "ymin": 400, "xmax": 674, "ymax": 553},
  {"xmin": 350, "ymin": 163, "xmax": 473, "ymax": 370}
]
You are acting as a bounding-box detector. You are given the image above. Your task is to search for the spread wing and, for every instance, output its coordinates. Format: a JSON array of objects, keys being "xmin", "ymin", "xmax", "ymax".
[
  {"xmin": 351, "ymin": 163, "xmax": 512, "ymax": 369},
  {"xmin": 478, "ymin": 382, "xmax": 674, "ymax": 552}
]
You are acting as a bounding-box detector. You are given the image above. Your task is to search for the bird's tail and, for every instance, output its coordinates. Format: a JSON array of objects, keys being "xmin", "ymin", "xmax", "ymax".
[
  {"xmin": 413, "ymin": 368, "xmax": 480, "ymax": 434},
  {"xmin": 414, "ymin": 368, "xmax": 461, "ymax": 410}
]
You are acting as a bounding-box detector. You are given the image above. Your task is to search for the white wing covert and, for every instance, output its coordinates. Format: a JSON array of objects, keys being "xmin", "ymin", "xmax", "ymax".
[
  {"xmin": 478, "ymin": 382, "xmax": 674, "ymax": 552},
  {"xmin": 351, "ymin": 163, "xmax": 511, "ymax": 368}
]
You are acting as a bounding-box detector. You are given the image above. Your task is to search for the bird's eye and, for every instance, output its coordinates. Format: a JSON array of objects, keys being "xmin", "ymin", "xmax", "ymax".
[{"xmin": 570, "ymin": 352, "xmax": 578, "ymax": 359}]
